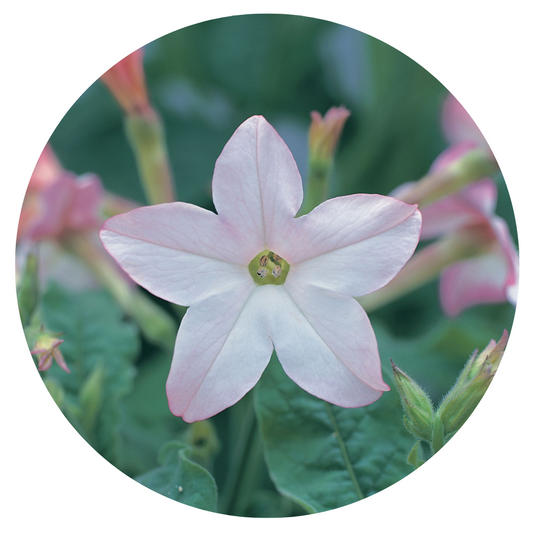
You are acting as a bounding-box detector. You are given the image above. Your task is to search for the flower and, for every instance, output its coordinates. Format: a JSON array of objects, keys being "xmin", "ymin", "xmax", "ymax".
[
  {"xmin": 441, "ymin": 93, "xmax": 490, "ymax": 151},
  {"xmin": 100, "ymin": 116, "xmax": 421, "ymax": 422},
  {"xmin": 308, "ymin": 106, "xmax": 351, "ymax": 162},
  {"xmin": 421, "ymin": 178, "xmax": 518, "ymax": 316},
  {"xmin": 100, "ymin": 49, "xmax": 150, "ymax": 116},
  {"xmin": 31, "ymin": 333, "xmax": 70, "ymax": 373}
]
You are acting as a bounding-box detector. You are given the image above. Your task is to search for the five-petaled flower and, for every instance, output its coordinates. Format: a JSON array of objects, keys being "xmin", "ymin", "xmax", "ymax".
[{"xmin": 100, "ymin": 116, "xmax": 421, "ymax": 422}]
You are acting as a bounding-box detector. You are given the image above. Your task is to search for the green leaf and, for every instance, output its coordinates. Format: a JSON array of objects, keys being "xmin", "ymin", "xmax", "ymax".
[
  {"xmin": 254, "ymin": 356, "xmax": 413, "ymax": 513},
  {"xmin": 136, "ymin": 441, "xmax": 218, "ymax": 512},
  {"xmin": 41, "ymin": 283, "xmax": 140, "ymax": 465}
]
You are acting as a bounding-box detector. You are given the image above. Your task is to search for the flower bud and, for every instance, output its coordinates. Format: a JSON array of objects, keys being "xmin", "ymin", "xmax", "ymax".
[
  {"xmin": 31, "ymin": 331, "xmax": 70, "ymax": 373},
  {"xmin": 391, "ymin": 360, "xmax": 434, "ymax": 442},
  {"xmin": 437, "ymin": 330, "xmax": 507, "ymax": 438},
  {"xmin": 301, "ymin": 106, "xmax": 350, "ymax": 215},
  {"xmin": 308, "ymin": 107, "xmax": 351, "ymax": 164},
  {"xmin": 100, "ymin": 49, "xmax": 150, "ymax": 116}
]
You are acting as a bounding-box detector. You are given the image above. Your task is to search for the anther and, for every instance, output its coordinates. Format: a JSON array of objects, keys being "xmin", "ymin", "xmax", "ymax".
[
  {"xmin": 259, "ymin": 255, "xmax": 269, "ymax": 267},
  {"xmin": 271, "ymin": 253, "xmax": 282, "ymax": 262},
  {"xmin": 257, "ymin": 267, "xmax": 268, "ymax": 278},
  {"xmin": 272, "ymin": 265, "xmax": 282, "ymax": 278}
]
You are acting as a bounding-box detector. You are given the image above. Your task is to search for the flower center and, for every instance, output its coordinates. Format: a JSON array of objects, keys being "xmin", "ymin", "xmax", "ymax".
[{"xmin": 248, "ymin": 250, "xmax": 290, "ymax": 285}]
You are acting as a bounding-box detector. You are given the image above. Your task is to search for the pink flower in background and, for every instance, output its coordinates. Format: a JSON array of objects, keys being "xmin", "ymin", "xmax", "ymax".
[
  {"xmin": 441, "ymin": 93, "xmax": 490, "ymax": 150},
  {"xmin": 100, "ymin": 49, "xmax": 151, "ymax": 116},
  {"xmin": 421, "ymin": 178, "xmax": 518, "ymax": 316},
  {"xmin": 18, "ymin": 145, "xmax": 104, "ymax": 242},
  {"xmin": 101, "ymin": 116, "xmax": 421, "ymax": 422},
  {"xmin": 27, "ymin": 173, "xmax": 104, "ymax": 241}
]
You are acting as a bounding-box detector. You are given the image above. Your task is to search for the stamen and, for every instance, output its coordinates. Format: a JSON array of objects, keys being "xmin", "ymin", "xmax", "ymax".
[
  {"xmin": 249, "ymin": 249, "xmax": 290, "ymax": 285},
  {"xmin": 257, "ymin": 267, "xmax": 268, "ymax": 278}
]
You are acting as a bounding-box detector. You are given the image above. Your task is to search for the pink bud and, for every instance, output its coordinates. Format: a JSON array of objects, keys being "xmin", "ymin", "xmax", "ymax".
[
  {"xmin": 308, "ymin": 106, "xmax": 351, "ymax": 161},
  {"xmin": 100, "ymin": 49, "xmax": 151, "ymax": 116}
]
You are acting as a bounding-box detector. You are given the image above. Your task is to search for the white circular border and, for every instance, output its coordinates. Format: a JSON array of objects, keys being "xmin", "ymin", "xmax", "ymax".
[{"xmin": 3, "ymin": 2, "xmax": 531, "ymax": 532}]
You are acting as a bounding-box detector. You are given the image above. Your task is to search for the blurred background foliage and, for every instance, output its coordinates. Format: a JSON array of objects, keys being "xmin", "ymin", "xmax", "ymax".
[{"xmin": 41, "ymin": 14, "xmax": 516, "ymax": 516}]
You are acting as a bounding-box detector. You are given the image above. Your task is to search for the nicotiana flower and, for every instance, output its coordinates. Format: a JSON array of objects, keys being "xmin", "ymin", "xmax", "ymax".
[
  {"xmin": 100, "ymin": 116, "xmax": 421, "ymax": 422},
  {"xmin": 420, "ymin": 177, "xmax": 518, "ymax": 316},
  {"xmin": 100, "ymin": 49, "xmax": 150, "ymax": 116}
]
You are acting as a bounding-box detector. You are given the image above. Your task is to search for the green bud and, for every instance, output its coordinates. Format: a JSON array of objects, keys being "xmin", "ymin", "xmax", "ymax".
[
  {"xmin": 437, "ymin": 331, "xmax": 507, "ymax": 438},
  {"xmin": 17, "ymin": 251, "xmax": 39, "ymax": 326},
  {"xmin": 79, "ymin": 361, "xmax": 106, "ymax": 434},
  {"xmin": 406, "ymin": 440, "xmax": 424, "ymax": 469},
  {"xmin": 391, "ymin": 360, "xmax": 434, "ymax": 442}
]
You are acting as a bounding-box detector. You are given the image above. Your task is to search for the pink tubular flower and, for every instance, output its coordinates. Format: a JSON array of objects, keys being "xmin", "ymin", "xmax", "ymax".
[
  {"xmin": 19, "ymin": 145, "xmax": 105, "ymax": 243},
  {"xmin": 26, "ymin": 172, "xmax": 104, "ymax": 241},
  {"xmin": 100, "ymin": 116, "xmax": 421, "ymax": 422},
  {"xmin": 308, "ymin": 106, "xmax": 351, "ymax": 161},
  {"xmin": 441, "ymin": 93, "xmax": 490, "ymax": 150},
  {"xmin": 421, "ymin": 178, "xmax": 518, "ymax": 316},
  {"xmin": 100, "ymin": 49, "xmax": 150, "ymax": 116}
]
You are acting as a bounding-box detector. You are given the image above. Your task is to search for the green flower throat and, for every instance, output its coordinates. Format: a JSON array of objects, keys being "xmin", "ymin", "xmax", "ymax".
[{"xmin": 248, "ymin": 250, "xmax": 290, "ymax": 285}]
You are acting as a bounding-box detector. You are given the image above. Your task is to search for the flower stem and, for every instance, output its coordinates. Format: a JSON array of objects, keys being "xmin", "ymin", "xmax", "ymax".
[
  {"xmin": 396, "ymin": 148, "xmax": 498, "ymax": 209},
  {"xmin": 63, "ymin": 232, "xmax": 176, "ymax": 351},
  {"xmin": 218, "ymin": 394, "xmax": 256, "ymax": 514},
  {"xmin": 357, "ymin": 231, "xmax": 489, "ymax": 313},
  {"xmin": 124, "ymin": 109, "xmax": 176, "ymax": 205},
  {"xmin": 299, "ymin": 159, "xmax": 332, "ymax": 216}
]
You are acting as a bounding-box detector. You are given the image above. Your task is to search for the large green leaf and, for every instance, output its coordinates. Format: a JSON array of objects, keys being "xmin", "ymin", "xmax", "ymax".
[
  {"xmin": 41, "ymin": 283, "xmax": 140, "ymax": 465},
  {"xmin": 136, "ymin": 441, "xmax": 218, "ymax": 512},
  {"xmin": 254, "ymin": 356, "xmax": 413, "ymax": 513}
]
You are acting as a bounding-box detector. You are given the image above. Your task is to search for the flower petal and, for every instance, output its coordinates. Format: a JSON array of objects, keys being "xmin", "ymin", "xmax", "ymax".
[
  {"xmin": 440, "ymin": 252, "xmax": 509, "ymax": 316},
  {"xmin": 271, "ymin": 282, "xmax": 388, "ymax": 408},
  {"xmin": 68, "ymin": 174, "xmax": 105, "ymax": 231},
  {"xmin": 166, "ymin": 281, "xmax": 272, "ymax": 422},
  {"xmin": 282, "ymin": 195, "xmax": 421, "ymax": 297},
  {"xmin": 211, "ymin": 116, "xmax": 303, "ymax": 256},
  {"xmin": 100, "ymin": 202, "xmax": 250, "ymax": 306},
  {"xmin": 420, "ymin": 179, "xmax": 497, "ymax": 240},
  {"xmin": 441, "ymin": 93, "xmax": 488, "ymax": 148}
]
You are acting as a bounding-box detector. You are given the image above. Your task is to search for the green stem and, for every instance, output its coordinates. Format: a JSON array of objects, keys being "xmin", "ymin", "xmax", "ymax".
[
  {"xmin": 63, "ymin": 233, "xmax": 176, "ymax": 351},
  {"xmin": 299, "ymin": 159, "xmax": 332, "ymax": 216},
  {"xmin": 357, "ymin": 231, "xmax": 491, "ymax": 313},
  {"xmin": 218, "ymin": 395, "xmax": 256, "ymax": 514},
  {"xmin": 325, "ymin": 402, "xmax": 364, "ymax": 501},
  {"xmin": 125, "ymin": 110, "xmax": 176, "ymax": 205}
]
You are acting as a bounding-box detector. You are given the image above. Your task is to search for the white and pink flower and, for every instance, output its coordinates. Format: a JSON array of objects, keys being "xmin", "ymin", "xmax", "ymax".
[{"xmin": 100, "ymin": 116, "xmax": 422, "ymax": 422}]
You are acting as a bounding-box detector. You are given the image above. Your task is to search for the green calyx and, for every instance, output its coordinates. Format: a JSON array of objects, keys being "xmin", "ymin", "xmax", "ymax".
[{"xmin": 248, "ymin": 250, "xmax": 290, "ymax": 286}]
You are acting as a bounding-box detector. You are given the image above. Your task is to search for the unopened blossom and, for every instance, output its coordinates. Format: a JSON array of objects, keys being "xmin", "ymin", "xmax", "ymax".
[
  {"xmin": 308, "ymin": 107, "xmax": 351, "ymax": 162},
  {"xmin": 31, "ymin": 334, "xmax": 70, "ymax": 373},
  {"xmin": 100, "ymin": 48, "xmax": 175, "ymax": 204},
  {"xmin": 100, "ymin": 49, "xmax": 150, "ymax": 116},
  {"xmin": 101, "ymin": 116, "xmax": 421, "ymax": 422}
]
